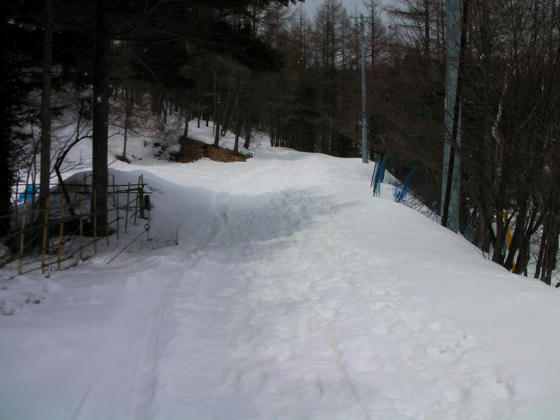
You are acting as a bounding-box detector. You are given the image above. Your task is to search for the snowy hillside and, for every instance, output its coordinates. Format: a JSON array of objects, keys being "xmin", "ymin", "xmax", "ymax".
[{"xmin": 1, "ymin": 123, "xmax": 560, "ymax": 419}]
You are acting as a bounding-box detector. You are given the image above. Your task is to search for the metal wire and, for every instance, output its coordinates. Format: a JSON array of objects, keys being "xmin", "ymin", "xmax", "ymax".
[{"xmin": 105, "ymin": 223, "xmax": 150, "ymax": 265}]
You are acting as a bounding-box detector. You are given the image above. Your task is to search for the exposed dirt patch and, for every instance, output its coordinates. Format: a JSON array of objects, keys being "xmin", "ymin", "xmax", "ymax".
[
  {"xmin": 172, "ymin": 138, "xmax": 248, "ymax": 163},
  {"xmin": 115, "ymin": 154, "xmax": 131, "ymax": 164}
]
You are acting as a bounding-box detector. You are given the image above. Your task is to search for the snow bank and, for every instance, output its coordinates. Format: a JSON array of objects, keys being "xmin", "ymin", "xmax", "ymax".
[{"xmin": 1, "ymin": 122, "xmax": 560, "ymax": 419}]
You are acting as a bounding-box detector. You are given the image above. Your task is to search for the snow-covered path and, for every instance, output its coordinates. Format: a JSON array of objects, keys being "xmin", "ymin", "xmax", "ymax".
[
  {"xmin": 138, "ymin": 152, "xmax": 515, "ymax": 419},
  {"xmin": 2, "ymin": 133, "xmax": 560, "ymax": 419}
]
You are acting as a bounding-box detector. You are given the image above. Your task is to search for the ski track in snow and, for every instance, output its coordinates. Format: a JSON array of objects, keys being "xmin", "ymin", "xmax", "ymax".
[
  {"xmin": 127, "ymin": 153, "xmax": 516, "ymax": 419},
  {"xmin": 3, "ymin": 134, "xmax": 556, "ymax": 419}
]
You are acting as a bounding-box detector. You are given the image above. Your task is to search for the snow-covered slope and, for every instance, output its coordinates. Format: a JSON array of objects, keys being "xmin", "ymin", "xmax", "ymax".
[{"xmin": 1, "ymin": 123, "xmax": 560, "ymax": 419}]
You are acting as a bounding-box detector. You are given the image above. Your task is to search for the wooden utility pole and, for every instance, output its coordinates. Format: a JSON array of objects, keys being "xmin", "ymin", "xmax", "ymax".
[
  {"xmin": 92, "ymin": 0, "xmax": 110, "ymax": 236},
  {"xmin": 39, "ymin": 0, "xmax": 54, "ymax": 215}
]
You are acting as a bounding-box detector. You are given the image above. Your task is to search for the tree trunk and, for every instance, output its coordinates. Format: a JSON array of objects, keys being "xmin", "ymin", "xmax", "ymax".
[
  {"xmin": 233, "ymin": 121, "xmax": 241, "ymax": 154},
  {"xmin": 243, "ymin": 75, "xmax": 254, "ymax": 150},
  {"xmin": 122, "ymin": 88, "xmax": 132, "ymax": 159},
  {"xmin": 214, "ymin": 123, "xmax": 220, "ymax": 146},
  {"xmin": 39, "ymin": 0, "xmax": 54, "ymax": 218},
  {"xmin": 424, "ymin": 0, "xmax": 430, "ymax": 58},
  {"xmin": 183, "ymin": 106, "xmax": 189, "ymax": 139},
  {"xmin": 212, "ymin": 66, "xmax": 218, "ymax": 129},
  {"xmin": 220, "ymin": 85, "xmax": 234, "ymax": 136},
  {"xmin": 92, "ymin": 0, "xmax": 110, "ymax": 235},
  {"xmin": 369, "ymin": 0, "xmax": 376, "ymax": 64},
  {"xmin": 534, "ymin": 233, "xmax": 545, "ymax": 280},
  {"xmin": 539, "ymin": 198, "xmax": 560, "ymax": 285},
  {"xmin": 0, "ymin": 5, "xmax": 12, "ymax": 237},
  {"xmin": 243, "ymin": 113, "xmax": 252, "ymax": 150}
]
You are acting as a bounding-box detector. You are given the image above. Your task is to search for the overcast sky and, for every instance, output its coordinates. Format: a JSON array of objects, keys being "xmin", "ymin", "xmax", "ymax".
[
  {"xmin": 290, "ymin": 0, "xmax": 395, "ymax": 20},
  {"xmin": 293, "ymin": 0, "xmax": 365, "ymax": 18}
]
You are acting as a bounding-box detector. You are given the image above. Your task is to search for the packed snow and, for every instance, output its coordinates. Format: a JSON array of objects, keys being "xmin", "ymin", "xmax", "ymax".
[{"xmin": 1, "ymin": 121, "xmax": 560, "ymax": 419}]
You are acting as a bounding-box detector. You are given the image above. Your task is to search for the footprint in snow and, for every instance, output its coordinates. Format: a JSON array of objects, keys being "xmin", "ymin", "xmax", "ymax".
[
  {"xmin": 398, "ymin": 310, "xmax": 427, "ymax": 332},
  {"xmin": 443, "ymin": 384, "xmax": 467, "ymax": 403},
  {"xmin": 402, "ymin": 346, "xmax": 429, "ymax": 370},
  {"xmin": 394, "ymin": 399, "xmax": 423, "ymax": 418},
  {"xmin": 315, "ymin": 304, "xmax": 339, "ymax": 320},
  {"xmin": 371, "ymin": 301, "xmax": 395, "ymax": 313},
  {"xmin": 482, "ymin": 372, "xmax": 514, "ymax": 400},
  {"xmin": 238, "ymin": 367, "xmax": 267, "ymax": 395},
  {"xmin": 371, "ymin": 320, "xmax": 396, "ymax": 335},
  {"xmin": 371, "ymin": 288, "xmax": 397, "ymax": 297},
  {"xmin": 426, "ymin": 342, "xmax": 461, "ymax": 362}
]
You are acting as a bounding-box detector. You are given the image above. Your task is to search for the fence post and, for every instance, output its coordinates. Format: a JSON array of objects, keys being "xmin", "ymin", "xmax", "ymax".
[
  {"xmin": 133, "ymin": 177, "xmax": 139, "ymax": 226},
  {"xmin": 14, "ymin": 179, "xmax": 19, "ymax": 229},
  {"xmin": 41, "ymin": 198, "xmax": 50, "ymax": 274},
  {"xmin": 140, "ymin": 175, "xmax": 145, "ymax": 219},
  {"xmin": 93, "ymin": 190, "xmax": 97, "ymax": 255},
  {"xmin": 125, "ymin": 182, "xmax": 130, "ymax": 234},
  {"xmin": 58, "ymin": 198, "xmax": 65, "ymax": 270},
  {"xmin": 106, "ymin": 192, "xmax": 110, "ymax": 247},
  {"xmin": 114, "ymin": 176, "xmax": 119, "ymax": 240},
  {"xmin": 18, "ymin": 206, "xmax": 27, "ymax": 275},
  {"xmin": 79, "ymin": 193, "xmax": 83, "ymax": 261}
]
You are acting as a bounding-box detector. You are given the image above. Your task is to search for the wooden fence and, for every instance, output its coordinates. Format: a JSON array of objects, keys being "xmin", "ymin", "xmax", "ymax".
[{"xmin": 1, "ymin": 174, "xmax": 150, "ymax": 276}]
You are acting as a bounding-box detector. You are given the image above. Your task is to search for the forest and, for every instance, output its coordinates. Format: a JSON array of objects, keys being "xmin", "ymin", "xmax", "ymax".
[{"xmin": 2, "ymin": 0, "xmax": 560, "ymax": 284}]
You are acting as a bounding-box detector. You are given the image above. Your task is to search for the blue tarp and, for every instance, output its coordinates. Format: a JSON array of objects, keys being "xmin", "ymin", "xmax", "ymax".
[{"xmin": 17, "ymin": 185, "xmax": 38, "ymax": 203}]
